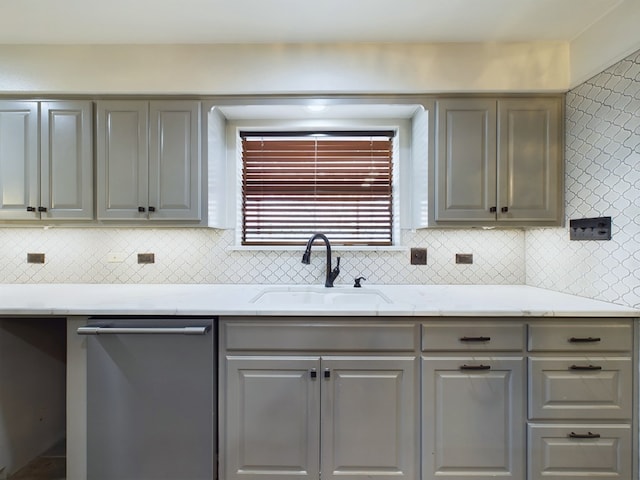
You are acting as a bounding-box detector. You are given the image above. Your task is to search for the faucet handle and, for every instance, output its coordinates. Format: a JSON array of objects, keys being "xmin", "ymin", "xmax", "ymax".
[
  {"xmin": 331, "ymin": 257, "xmax": 341, "ymax": 276},
  {"xmin": 354, "ymin": 277, "xmax": 366, "ymax": 288}
]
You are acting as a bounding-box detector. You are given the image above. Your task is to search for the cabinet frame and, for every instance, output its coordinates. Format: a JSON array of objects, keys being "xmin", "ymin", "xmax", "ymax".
[
  {"xmin": 96, "ymin": 100, "xmax": 202, "ymax": 222},
  {"xmin": 219, "ymin": 318, "xmax": 419, "ymax": 480},
  {"xmin": 0, "ymin": 100, "xmax": 93, "ymax": 221},
  {"xmin": 430, "ymin": 96, "xmax": 563, "ymax": 227}
]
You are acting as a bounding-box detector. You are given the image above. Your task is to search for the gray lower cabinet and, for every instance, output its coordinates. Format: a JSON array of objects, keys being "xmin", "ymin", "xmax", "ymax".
[
  {"xmin": 527, "ymin": 321, "xmax": 633, "ymax": 480},
  {"xmin": 0, "ymin": 100, "xmax": 93, "ymax": 220},
  {"xmin": 422, "ymin": 357, "xmax": 525, "ymax": 480},
  {"xmin": 220, "ymin": 318, "xmax": 635, "ymax": 480},
  {"xmin": 433, "ymin": 97, "xmax": 562, "ymax": 226},
  {"xmin": 96, "ymin": 100, "xmax": 201, "ymax": 222},
  {"xmin": 220, "ymin": 320, "xmax": 418, "ymax": 480},
  {"xmin": 421, "ymin": 321, "xmax": 525, "ymax": 480}
]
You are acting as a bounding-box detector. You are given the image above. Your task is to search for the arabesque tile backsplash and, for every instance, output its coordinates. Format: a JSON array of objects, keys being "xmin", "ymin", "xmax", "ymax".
[
  {"xmin": 527, "ymin": 48, "xmax": 640, "ymax": 308},
  {"xmin": 1, "ymin": 47, "xmax": 638, "ymax": 308},
  {"xmin": 0, "ymin": 228, "xmax": 524, "ymax": 286}
]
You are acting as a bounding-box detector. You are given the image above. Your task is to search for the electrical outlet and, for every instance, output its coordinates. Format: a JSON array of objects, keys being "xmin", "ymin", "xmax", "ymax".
[
  {"xmin": 107, "ymin": 252, "xmax": 126, "ymax": 263},
  {"xmin": 410, "ymin": 248, "xmax": 427, "ymax": 265},
  {"xmin": 456, "ymin": 253, "xmax": 473, "ymax": 264},
  {"xmin": 137, "ymin": 253, "xmax": 155, "ymax": 264},
  {"xmin": 27, "ymin": 253, "xmax": 45, "ymax": 264}
]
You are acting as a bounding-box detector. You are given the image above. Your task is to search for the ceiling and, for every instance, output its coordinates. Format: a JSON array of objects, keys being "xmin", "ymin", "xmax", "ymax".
[{"xmin": 0, "ymin": 0, "xmax": 624, "ymax": 44}]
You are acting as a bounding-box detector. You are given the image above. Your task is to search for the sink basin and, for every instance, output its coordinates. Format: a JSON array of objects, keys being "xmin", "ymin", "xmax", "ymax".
[{"xmin": 250, "ymin": 286, "xmax": 391, "ymax": 306}]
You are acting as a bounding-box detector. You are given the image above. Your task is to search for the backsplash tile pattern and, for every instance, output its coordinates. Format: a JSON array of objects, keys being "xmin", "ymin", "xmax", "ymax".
[
  {"xmin": 0, "ymin": 227, "xmax": 524, "ymax": 285},
  {"xmin": 526, "ymin": 48, "xmax": 640, "ymax": 308}
]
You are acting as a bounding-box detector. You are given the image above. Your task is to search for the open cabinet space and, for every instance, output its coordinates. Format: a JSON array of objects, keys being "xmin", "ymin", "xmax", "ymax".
[{"xmin": 0, "ymin": 318, "xmax": 66, "ymax": 480}]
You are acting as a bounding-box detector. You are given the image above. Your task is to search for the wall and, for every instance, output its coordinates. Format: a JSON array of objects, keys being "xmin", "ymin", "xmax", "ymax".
[
  {"xmin": 526, "ymin": 48, "xmax": 640, "ymax": 307},
  {"xmin": 0, "ymin": 228, "xmax": 524, "ymax": 285},
  {"xmin": 570, "ymin": 0, "xmax": 640, "ymax": 88},
  {"xmin": 0, "ymin": 43, "xmax": 568, "ymax": 94}
]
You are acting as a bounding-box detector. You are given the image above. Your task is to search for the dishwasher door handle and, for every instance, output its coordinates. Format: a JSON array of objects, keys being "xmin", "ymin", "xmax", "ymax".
[{"xmin": 77, "ymin": 326, "xmax": 210, "ymax": 335}]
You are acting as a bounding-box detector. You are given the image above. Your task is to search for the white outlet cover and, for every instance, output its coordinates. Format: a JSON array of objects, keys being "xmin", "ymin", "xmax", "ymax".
[{"xmin": 106, "ymin": 252, "xmax": 126, "ymax": 263}]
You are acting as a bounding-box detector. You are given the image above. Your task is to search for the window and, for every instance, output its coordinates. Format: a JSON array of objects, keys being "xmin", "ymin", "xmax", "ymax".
[{"xmin": 240, "ymin": 130, "xmax": 395, "ymax": 246}]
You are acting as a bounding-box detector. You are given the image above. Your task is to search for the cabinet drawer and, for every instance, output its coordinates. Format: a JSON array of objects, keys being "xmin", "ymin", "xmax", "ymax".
[
  {"xmin": 528, "ymin": 424, "xmax": 631, "ymax": 480},
  {"xmin": 422, "ymin": 322, "xmax": 524, "ymax": 351},
  {"xmin": 224, "ymin": 321, "xmax": 417, "ymax": 351},
  {"xmin": 529, "ymin": 357, "xmax": 632, "ymax": 420},
  {"xmin": 528, "ymin": 322, "xmax": 632, "ymax": 352}
]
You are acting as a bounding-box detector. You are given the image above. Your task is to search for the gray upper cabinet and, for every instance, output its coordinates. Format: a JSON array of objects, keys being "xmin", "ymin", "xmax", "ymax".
[
  {"xmin": 433, "ymin": 97, "xmax": 563, "ymax": 226},
  {"xmin": 41, "ymin": 102, "xmax": 94, "ymax": 220},
  {"xmin": 97, "ymin": 100, "xmax": 201, "ymax": 222},
  {"xmin": 0, "ymin": 100, "xmax": 92, "ymax": 221}
]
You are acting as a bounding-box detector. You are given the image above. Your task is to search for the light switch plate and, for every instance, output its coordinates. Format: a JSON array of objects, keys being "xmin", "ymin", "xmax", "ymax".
[{"xmin": 569, "ymin": 216, "xmax": 612, "ymax": 241}]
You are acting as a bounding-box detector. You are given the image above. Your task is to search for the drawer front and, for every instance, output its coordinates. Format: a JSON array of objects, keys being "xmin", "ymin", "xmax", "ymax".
[
  {"xmin": 224, "ymin": 321, "xmax": 417, "ymax": 351},
  {"xmin": 528, "ymin": 424, "xmax": 631, "ymax": 480},
  {"xmin": 529, "ymin": 357, "xmax": 632, "ymax": 420},
  {"xmin": 528, "ymin": 323, "xmax": 632, "ymax": 352},
  {"xmin": 422, "ymin": 322, "xmax": 524, "ymax": 351}
]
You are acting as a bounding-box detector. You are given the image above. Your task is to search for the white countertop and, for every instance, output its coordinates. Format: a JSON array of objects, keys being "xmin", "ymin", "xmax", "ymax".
[{"xmin": 0, "ymin": 284, "xmax": 637, "ymax": 317}]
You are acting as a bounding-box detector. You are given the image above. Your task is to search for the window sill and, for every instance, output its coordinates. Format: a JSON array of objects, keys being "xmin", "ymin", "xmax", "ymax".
[{"xmin": 228, "ymin": 245, "xmax": 408, "ymax": 253}]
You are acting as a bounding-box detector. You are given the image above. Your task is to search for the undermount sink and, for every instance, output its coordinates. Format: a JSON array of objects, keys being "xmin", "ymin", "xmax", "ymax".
[{"xmin": 250, "ymin": 286, "xmax": 391, "ymax": 306}]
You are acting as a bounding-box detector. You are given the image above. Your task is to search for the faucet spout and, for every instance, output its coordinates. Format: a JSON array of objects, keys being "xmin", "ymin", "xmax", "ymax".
[{"xmin": 302, "ymin": 233, "xmax": 340, "ymax": 288}]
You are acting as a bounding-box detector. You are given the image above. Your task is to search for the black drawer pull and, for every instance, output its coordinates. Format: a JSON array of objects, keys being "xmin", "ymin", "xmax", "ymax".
[
  {"xmin": 324, "ymin": 369, "xmax": 331, "ymax": 379},
  {"xmin": 569, "ymin": 431, "xmax": 601, "ymax": 439},
  {"xmin": 569, "ymin": 336, "xmax": 601, "ymax": 343},
  {"xmin": 570, "ymin": 365, "xmax": 602, "ymax": 371},
  {"xmin": 460, "ymin": 336, "xmax": 491, "ymax": 342},
  {"xmin": 310, "ymin": 369, "xmax": 317, "ymax": 379},
  {"xmin": 460, "ymin": 364, "xmax": 491, "ymax": 371}
]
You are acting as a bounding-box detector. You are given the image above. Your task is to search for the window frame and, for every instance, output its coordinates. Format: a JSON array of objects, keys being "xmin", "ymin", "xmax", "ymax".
[
  {"xmin": 225, "ymin": 118, "xmax": 412, "ymax": 251},
  {"xmin": 239, "ymin": 130, "xmax": 396, "ymax": 247}
]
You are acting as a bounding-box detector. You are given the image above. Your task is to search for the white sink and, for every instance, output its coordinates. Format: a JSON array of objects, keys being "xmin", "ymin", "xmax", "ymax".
[{"xmin": 250, "ymin": 286, "xmax": 391, "ymax": 306}]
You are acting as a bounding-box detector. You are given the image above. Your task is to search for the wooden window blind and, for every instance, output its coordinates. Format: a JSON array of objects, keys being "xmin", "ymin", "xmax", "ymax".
[{"xmin": 241, "ymin": 131, "xmax": 394, "ymax": 246}]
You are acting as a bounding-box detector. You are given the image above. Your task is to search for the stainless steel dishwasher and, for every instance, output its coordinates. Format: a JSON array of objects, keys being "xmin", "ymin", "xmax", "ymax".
[{"xmin": 78, "ymin": 317, "xmax": 216, "ymax": 480}]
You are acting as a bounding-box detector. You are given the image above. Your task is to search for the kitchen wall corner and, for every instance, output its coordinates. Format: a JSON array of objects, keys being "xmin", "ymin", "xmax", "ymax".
[{"xmin": 526, "ymin": 48, "xmax": 640, "ymax": 309}]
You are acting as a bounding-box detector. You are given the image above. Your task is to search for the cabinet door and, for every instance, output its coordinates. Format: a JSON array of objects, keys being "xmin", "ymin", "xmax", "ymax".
[
  {"xmin": 435, "ymin": 99, "xmax": 497, "ymax": 222},
  {"xmin": 40, "ymin": 101, "xmax": 93, "ymax": 220},
  {"xmin": 0, "ymin": 101, "xmax": 38, "ymax": 219},
  {"xmin": 96, "ymin": 101, "xmax": 149, "ymax": 220},
  {"xmin": 321, "ymin": 356, "xmax": 417, "ymax": 480},
  {"xmin": 422, "ymin": 356, "xmax": 525, "ymax": 480},
  {"xmin": 497, "ymin": 98, "xmax": 562, "ymax": 223},
  {"xmin": 148, "ymin": 101, "xmax": 201, "ymax": 221},
  {"xmin": 224, "ymin": 356, "xmax": 321, "ymax": 480}
]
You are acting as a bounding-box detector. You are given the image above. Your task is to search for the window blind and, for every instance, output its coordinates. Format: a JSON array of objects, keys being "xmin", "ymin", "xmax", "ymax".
[{"xmin": 241, "ymin": 132, "xmax": 394, "ymax": 246}]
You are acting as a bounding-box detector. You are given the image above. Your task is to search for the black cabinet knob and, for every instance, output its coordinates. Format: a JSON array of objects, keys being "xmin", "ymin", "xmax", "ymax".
[{"xmin": 138, "ymin": 206, "xmax": 146, "ymax": 213}]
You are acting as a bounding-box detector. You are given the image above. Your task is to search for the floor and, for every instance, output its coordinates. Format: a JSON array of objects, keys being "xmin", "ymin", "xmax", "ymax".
[{"xmin": 8, "ymin": 442, "xmax": 65, "ymax": 480}]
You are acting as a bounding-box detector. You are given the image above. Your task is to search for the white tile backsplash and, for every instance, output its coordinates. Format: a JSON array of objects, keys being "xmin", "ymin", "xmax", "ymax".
[
  {"xmin": 527, "ymin": 48, "xmax": 640, "ymax": 308},
  {"xmin": 0, "ymin": 227, "xmax": 525, "ymax": 285}
]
